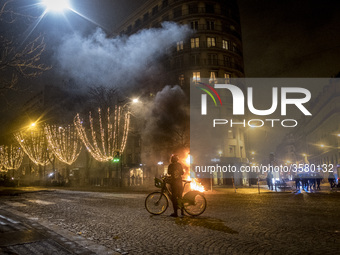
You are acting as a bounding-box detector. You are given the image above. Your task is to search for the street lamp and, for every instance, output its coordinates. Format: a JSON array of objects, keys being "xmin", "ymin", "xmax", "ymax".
[{"xmin": 41, "ymin": 0, "xmax": 71, "ymax": 13}]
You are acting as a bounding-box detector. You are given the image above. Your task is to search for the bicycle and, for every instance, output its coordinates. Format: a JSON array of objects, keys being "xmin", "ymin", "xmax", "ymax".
[{"xmin": 145, "ymin": 176, "xmax": 207, "ymax": 216}]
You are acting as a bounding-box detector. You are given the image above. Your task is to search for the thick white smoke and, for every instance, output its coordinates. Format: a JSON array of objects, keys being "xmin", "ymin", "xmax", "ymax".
[{"xmin": 57, "ymin": 22, "xmax": 191, "ymax": 88}]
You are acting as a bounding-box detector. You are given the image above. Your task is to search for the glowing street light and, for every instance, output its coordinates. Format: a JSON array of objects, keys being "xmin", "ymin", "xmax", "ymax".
[
  {"xmin": 320, "ymin": 144, "xmax": 325, "ymax": 148},
  {"xmin": 41, "ymin": 0, "xmax": 71, "ymax": 13},
  {"xmin": 132, "ymin": 98, "xmax": 139, "ymax": 104}
]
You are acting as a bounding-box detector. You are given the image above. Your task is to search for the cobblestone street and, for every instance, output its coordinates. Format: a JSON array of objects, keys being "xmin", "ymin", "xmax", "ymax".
[{"xmin": 0, "ymin": 188, "xmax": 339, "ymax": 255}]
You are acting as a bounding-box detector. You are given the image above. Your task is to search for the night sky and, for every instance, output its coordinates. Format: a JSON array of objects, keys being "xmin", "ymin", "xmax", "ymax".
[{"xmin": 6, "ymin": 0, "xmax": 340, "ymax": 85}]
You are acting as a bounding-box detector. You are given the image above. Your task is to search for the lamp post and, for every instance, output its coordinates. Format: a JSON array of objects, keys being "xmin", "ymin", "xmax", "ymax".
[{"xmin": 41, "ymin": 0, "xmax": 71, "ymax": 13}]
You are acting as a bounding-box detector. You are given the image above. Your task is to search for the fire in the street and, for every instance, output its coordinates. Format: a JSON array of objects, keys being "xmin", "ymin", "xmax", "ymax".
[
  {"xmin": 186, "ymin": 176, "xmax": 205, "ymax": 192},
  {"xmin": 184, "ymin": 153, "xmax": 205, "ymax": 192}
]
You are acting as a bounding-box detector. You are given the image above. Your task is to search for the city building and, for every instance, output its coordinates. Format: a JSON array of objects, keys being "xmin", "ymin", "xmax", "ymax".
[{"xmin": 113, "ymin": 0, "xmax": 248, "ymax": 185}]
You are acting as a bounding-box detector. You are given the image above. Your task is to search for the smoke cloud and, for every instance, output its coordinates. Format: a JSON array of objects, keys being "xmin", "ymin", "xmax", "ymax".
[
  {"xmin": 142, "ymin": 85, "xmax": 189, "ymax": 160},
  {"xmin": 56, "ymin": 22, "xmax": 191, "ymax": 89}
]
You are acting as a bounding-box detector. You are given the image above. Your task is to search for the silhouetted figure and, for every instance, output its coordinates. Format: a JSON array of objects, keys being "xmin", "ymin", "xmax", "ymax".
[
  {"xmin": 131, "ymin": 174, "xmax": 135, "ymax": 186},
  {"xmin": 167, "ymin": 154, "xmax": 184, "ymax": 217},
  {"xmin": 316, "ymin": 173, "xmax": 322, "ymax": 190},
  {"xmin": 309, "ymin": 174, "xmax": 316, "ymax": 191},
  {"xmin": 294, "ymin": 174, "xmax": 300, "ymax": 190},
  {"xmin": 328, "ymin": 172, "xmax": 336, "ymax": 188},
  {"xmin": 266, "ymin": 172, "xmax": 273, "ymax": 190}
]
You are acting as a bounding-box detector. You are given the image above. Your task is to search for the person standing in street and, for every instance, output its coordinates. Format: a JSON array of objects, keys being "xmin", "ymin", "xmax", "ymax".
[
  {"xmin": 328, "ymin": 172, "xmax": 336, "ymax": 188},
  {"xmin": 267, "ymin": 171, "xmax": 273, "ymax": 190},
  {"xmin": 167, "ymin": 154, "xmax": 184, "ymax": 217}
]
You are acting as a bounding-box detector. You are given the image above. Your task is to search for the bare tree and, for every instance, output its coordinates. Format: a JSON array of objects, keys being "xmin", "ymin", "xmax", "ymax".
[{"xmin": 0, "ymin": 0, "xmax": 50, "ymax": 101}]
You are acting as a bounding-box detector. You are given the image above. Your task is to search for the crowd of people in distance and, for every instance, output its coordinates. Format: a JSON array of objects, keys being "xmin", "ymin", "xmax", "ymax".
[
  {"xmin": 293, "ymin": 173, "xmax": 323, "ymax": 191},
  {"xmin": 293, "ymin": 172, "xmax": 338, "ymax": 191},
  {"xmin": 266, "ymin": 172, "xmax": 339, "ymax": 191}
]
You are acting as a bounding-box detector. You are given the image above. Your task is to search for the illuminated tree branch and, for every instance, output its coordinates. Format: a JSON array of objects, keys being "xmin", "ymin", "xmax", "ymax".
[
  {"xmin": 44, "ymin": 124, "xmax": 82, "ymax": 165},
  {"xmin": 0, "ymin": 144, "xmax": 24, "ymax": 170},
  {"xmin": 0, "ymin": 0, "xmax": 51, "ymax": 97},
  {"xmin": 14, "ymin": 129, "xmax": 51, "ymax": 166},
  {"xmin": 74, "ymin": 106, "xmax": 130, "ymax": 162}
]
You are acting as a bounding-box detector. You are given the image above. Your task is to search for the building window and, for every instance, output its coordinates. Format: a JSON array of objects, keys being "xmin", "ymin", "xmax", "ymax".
[
  {"xmin": 227, "ymin": 129, "xmax": 234, "ymax": 139},
  {"xmin": 135, "ymin": 19, "xmax": 141, "ymax": 28},
  {"xmin": 175, "ymin": 56, "xmax": 183, "ymax": 68},
  {"xmin": 191, "ymin": 21, "xmax": 199, "ymax": 30},
  {"xmin": 209, "ymin": 71, "xmax": 217, "ymax": 84},
  {"xmin": 188, "ymin": 3, "xmax": 198, "ymax": 14},
  {"xmin": 162, "ymin": 0, "xmax": 168, "ymax": 9},
  {"xmin": 191, "ymin": 38, "xmax": 199, "ymax": 48},
  {"xmin": 193, "ymin": 72, "xmax": 201, "ymax": 82},
  {"xmin": 173, "ymin": 6, "xmax": 182, "ymax": 18},
  {"xmin": 162, "ymin": 14, "xmax": 169, "ymax": 21},
  {"xmin": 152, "ymin": 5, "xmax": 158, "ymax": 15},
  {"xmin": 224, "ymin": 73, "xmax": 231, "ymax": 83},
  {"xmin": 177, "ymin": 41, "xmax": 183, "ymax": 51},
  {"xmin": 208, "ymin": 54, "xmax": 217, "ymax": 65},
  {"xmin": 222, "ymin": 40, "xmax": 229, "ymax": 50},
  {"xmin": 206, "ymin": 21, "xmax": 215, "ymax": 30},
  {"xmin": 127, "ymin": 25, "xmax": 132, "ymax": 33},
  {"xmin": 207, "ymin": 37, "xmax": 216, "ymax": 47},
  {"xmin": 143, "ymin": 13, "xmax": 149, "ymax": 22},
  {"xmin": 223, "ymin": 55, "xmax": 230, "ymax": 67},
  {"xmin": 179, "ymin": 74, "xmax": 184, "ymax": 86},
  {"xmin": 190, "ymin": 54, "xmax": 200, "ymax": 65},
  {"xmin": 229, "ymin": 146, "xmax": 236, "ymax": 157},
  {"xmin": 205, "ymin": 3, "xmax": 214, "ymax": 14}
]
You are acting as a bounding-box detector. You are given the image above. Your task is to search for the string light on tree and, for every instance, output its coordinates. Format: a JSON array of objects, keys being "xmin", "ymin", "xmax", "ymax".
[
  {"xmin": 74, "ymin": 106, "xmax": 130, "ymax": 162},
  {"xmin": 15, "ymin": 129, "xmax": 51, "ymax": 166},
  {"xmin": 44, "ymin": 124, "xmax": 82, "ymax": 165},
  {"xmin": 0, "ymin": 146, "xmax": 5, "ymax": 170},
  {"xmin": 0, "ymin": 145, "xmax": 24, "ymax": 170}
]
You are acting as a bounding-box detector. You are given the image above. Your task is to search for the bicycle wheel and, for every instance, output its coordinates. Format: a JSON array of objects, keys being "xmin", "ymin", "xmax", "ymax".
[
  {"xmin": 183, "ymin": 193, "xmax": 206, "ymax": 216},
  {"xmin": 145, "ymin": 192, "xmax": 169, "ymax": 215}
]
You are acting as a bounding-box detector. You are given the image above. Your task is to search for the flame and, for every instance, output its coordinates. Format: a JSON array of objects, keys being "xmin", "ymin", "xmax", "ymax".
[
  {"xmin": 183, "ymin": 153, "xmax": 205, "ymax": 192},
  {"xmin": 186, "ymin": 176, "xmax": 205, "ymax": 192}
]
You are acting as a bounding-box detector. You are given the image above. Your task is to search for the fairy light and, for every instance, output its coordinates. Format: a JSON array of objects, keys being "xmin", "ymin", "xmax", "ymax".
[
  {"xmin": 0, "ymin": 146, "xmax": 5, "ymax": 170},
  {"xmin": 44, "ymin": 124, "xmax": 82, "ymax": 165},
  {"xmin": 0, "ymin": 145, "xmax": 24, "ymax": 170},
  {"xmin": 74, "ymin": 107, "xmax": 130, "ymax": 162},
  {"xmin": 15, "ymin": 129, "xmax": 51, "ymax": 166}
]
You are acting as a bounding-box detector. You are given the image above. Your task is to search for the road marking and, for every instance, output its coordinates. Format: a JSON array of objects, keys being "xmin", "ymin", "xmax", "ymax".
[
  {"xmin": 4, "ymin": 201, "xmax": 27, "ymax": 207},
  {"xmin": 28, "ymin": 200, "xmax": 55, "ymax": 205},
  {"xmin": 0, "ymin": 214, "xmax": 19, "ymax": 224}
]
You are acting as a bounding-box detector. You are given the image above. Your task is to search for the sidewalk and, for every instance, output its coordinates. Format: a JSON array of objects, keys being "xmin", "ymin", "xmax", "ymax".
[{"xmin": 0, "ymin": 207, "xmax": 118, "ymax": 255}]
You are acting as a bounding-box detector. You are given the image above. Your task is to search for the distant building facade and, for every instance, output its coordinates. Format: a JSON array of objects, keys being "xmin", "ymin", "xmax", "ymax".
[{"xmin": 275, "ymin": 78, "xmax": 340, "ymax": 180}]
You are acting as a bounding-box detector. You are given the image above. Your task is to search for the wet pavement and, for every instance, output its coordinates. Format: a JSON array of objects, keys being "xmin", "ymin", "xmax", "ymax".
[{"xmin": 0, "ymin": 187, "xmax": 339, "ymax": 254}]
